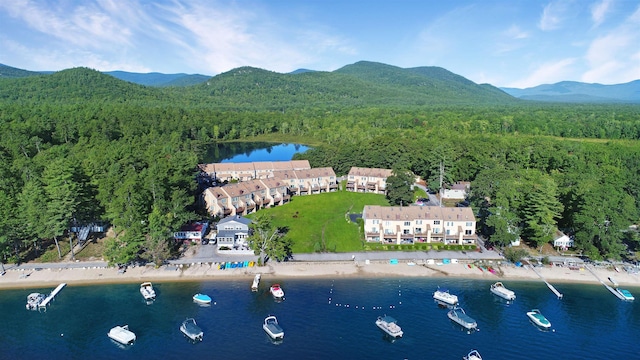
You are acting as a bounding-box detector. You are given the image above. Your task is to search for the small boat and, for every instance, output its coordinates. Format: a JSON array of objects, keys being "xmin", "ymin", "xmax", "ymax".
[
  {"xmin": 608, "ymin": 277, "xmax": 619, "ymax": 287},
  {"xmin": 490, "ymin": 281, "xmax": 516, "ymax": 301},
  {"xmin": 251, "ymin": 274, "xmax": 261, "ymax": 292},
  {"xmin": 527, "ymin": 309, "xmax": 551, "ymax": 329},
  {"xmin": 616, "ymin": 288, "xmax": 635, "ymax": 301},
  {"xmin": 375, "ymin": 315, "xmax": 403, "ymax": 338},
  {"xmin": 193, "ymin": 293, "xmax": 212, "ymax": 304},
  {"xmin": 180, "ymin": 318, "xmax": 203, "ymax": 341},
  {"xmin": 263, "ymin": 315, "xmax": 284, "ymax": 340},
  {"xmin": 25, "ymin": 292, "xmax": 46, "ymax": 310},
  {"xmin": 448, "ymin": 307, "xmax": 478, "ymax": 330},
  {"xmin": 107, "ymin": 325, "xmax": 136, "ymax": 345},
  {"xmin": 433, "ymin": 288, "xmax": 458, "ymax": 305},
  {"xmin": 463, "ymin": 349, "xmax": 483, "ymax": 360},
  {"xmin": 139, "ymin": 282, "xmax": 156, "ymax": 301},
  {"xmin": 270, "ymin": 284, "xmax": 284, "ymax": 299}
]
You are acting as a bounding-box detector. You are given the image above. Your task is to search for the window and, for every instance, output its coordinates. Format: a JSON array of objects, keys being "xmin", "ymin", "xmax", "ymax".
[
  {"xmin": 371, "ymin": 227, "xmax": 378, "ymax": 233},
  {"xmin": 466, "ymin": 222, "xmax": 473, "ymax": 227},
  {"xmin": 404, "ymin": 221, "xmax": 410, "ymax": 226},
  {"xmin": 433, "ymin": 228, "xmax": 440, "ymax": 234},
  {"xmin": 415, "ymin": 228, "xmax": 422, "ymax": 233},
  {"xmin": 416, "ymin": 220, "xmax": 423, "ymax": 225},
  {"xmin": 373, "ymin": 219, "xmax": 379, "ymax": 225},
  {"xmin": 403, "ymin": 229, "xmax": 411, "ymax": 235},
  {"xmin": 446, "ymin": 229, "xmax": 451, "ymax": 235},
  {"xmin": 446, "ymin": 221, "xmax": 453, "ymax": 227},
  {"xmin": 433, "ymin": 220, "xmax": 441, "ymax": 225},
  {"xmin": 465, "ymin": 229, "xmax": 473, "ymax": 235},
  {"xmin": 385, "ymin": 221, "xmax": 390, "ymax": 226}
]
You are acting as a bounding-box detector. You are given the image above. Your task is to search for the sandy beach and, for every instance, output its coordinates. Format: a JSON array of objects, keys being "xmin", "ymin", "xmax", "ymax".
[{"xmin": 2, "ymin": 258, "xmax": 639, "ymax": 290}]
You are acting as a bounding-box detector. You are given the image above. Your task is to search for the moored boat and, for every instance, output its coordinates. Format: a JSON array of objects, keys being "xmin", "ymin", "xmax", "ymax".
[
  {"xmin": 526, "ymin": 309, "xmax": 551, "ymax": 329},
  {"xmin": 263, "ymin": 315, "xmax": 284, "ymax": 340},
  {"xmin": 448, "ymin": 307, "xmax": 478, "ymax": 331},
  {"xmin": 180, "ymin": 318, "xmax": 203, "ymax": 341},
  {"xmin": 25, "ymin": 292, "xmax": 45, "ymax": 310},
  {"xmin": 251, "ymin": 274, "xmax": 261, "ymax": 292},
  {"xmin": 433, "ymin": 288, "xmax": 459, "ymax": 306},
  {"xmin": 375, "ymin": 315, "xmax": 403, "ymax": 338},
  {"xmin": 490, "ymin": 281, "xmax": 516, "ymax": 301},
  {"xmin": 108, "ymin": 324, "xmax": 136, "ymax": 345},
  {"xmin": 139, "ymin": 282, "xmax": 156, "ymax": 301},
  {"xmin": 270, "ymin": 284, "xmax": 285, "ymax": 299},
  {"xmin": 616, "ymin": 288, "xmax": 635, "ymax": 301},
  {"xmin": 192, "ymin": 293, "xmax": 212, "ymax": 304},
  {"xmin": 463, "ymin": 349, "xmax": 483, "ymax": 360}
]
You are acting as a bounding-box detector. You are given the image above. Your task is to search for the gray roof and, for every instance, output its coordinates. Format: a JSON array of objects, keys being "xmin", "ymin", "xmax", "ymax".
[{"xmin": 217, "ymin": 215, "xmax": 252, "ymax": 226}]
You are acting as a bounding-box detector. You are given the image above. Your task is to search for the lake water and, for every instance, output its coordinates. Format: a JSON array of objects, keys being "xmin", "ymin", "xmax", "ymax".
[
  {"xmin": 2, "ymin": 277, "xmax": 639, "ymax": 359},
  {"xmin": 202, "ymin": 142, "xmax": 309, "ymax": 163}
]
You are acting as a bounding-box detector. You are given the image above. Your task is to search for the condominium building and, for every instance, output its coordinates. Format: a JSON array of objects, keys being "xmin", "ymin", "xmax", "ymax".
[
  {"xmin": 346, "ymin": 167, "xmax": 393, "ymax": 194},
  {"xmin": 198, "ymin": 160, "xmax": 311, "ymax": 182},
  {"xmin": 362, "ymin": 205, "xmax": 477, "ymax": 245},
  {"xmin": 273, "ymin": 167, "xmax": 338, "ymax": 195},
  {"xmin": 202, "ymin": 179, "xmax": 291, "ymax": 217}
]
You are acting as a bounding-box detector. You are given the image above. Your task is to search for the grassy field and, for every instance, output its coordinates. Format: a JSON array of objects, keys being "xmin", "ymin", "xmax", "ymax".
[{"xmin": 248, "ymin": 191, "xmax": 389, "ymax": 253}]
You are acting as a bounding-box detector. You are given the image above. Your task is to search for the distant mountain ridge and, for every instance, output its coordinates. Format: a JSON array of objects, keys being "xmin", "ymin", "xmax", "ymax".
[
  {"xmin": 0, "ymin": 63, "xmax": 210, "ymax": 87},
  {"xmin": 105, "ymin": 71, "xmax": 211, "ymax": 87},
  {"xmin": 501, "ymin": 80, "xmax": 640, "ymax": 103}
]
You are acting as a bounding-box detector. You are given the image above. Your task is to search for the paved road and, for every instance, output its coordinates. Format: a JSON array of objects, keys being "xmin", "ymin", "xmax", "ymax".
[{"xmin": 3, "ymin": 246, "xmax": 503, "ymax": 271}]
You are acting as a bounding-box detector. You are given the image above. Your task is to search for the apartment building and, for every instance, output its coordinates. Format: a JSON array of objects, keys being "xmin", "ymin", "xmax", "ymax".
[
  {"xmin": 346, "ymin": 167, "xmax": 393, "ymax": 194},
  {"xmin": 362, "ymin": 205, "xmax": 477, "ymax": 245},
  {"xmin": 198, "ymin": 160, "xmax": 311, "ymax": 182},
  {"xmin": 273, "ymin": 167, "xmax": 338, "ymax": 195},
  {"xmin": 202, "ymin": 178, "xmax": 291, "ymax": 217}
]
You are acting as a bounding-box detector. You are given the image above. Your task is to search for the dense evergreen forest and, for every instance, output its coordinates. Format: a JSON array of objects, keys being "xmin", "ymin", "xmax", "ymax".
[{"xmin": 1, "ymin": 62, "xmax": 640, "ymax": 266}]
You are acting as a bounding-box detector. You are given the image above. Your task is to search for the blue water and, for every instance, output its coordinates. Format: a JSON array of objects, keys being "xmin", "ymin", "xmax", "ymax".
[
  {"xmin": 220, "ymin": 143, "xmax": 309, "ymax": 163},
  {"xmin": 2, "ymin": 278, "xmax": 639, "ymax": 359}
]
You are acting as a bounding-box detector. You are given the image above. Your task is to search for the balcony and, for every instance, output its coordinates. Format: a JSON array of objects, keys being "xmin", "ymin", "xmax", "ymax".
[
  {"xmin": 222, "ymin": 208, "xmax": 232, "ymax": 215},
  {"xmin": 246, "ymin": 203, "xmax": 255, "ymax": 210}
]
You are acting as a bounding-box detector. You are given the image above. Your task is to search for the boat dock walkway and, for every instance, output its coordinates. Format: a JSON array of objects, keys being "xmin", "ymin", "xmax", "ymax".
[
  {"xmin": 584, "ymin": 266, "xmax": 627, "ymax": 300},
  {"xmin": 529, "ymin": 266, "xmax": 563, "ymax": 299},
  {"xmin": 39, "ymin": 283, "xmax": 66, "ymax": 308}
]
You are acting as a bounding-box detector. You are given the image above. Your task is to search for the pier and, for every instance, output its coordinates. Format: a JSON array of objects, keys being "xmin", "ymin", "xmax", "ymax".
[
  {"xmin": 584, "ymin": 266, "xmax": 627, "ymax": 300},
  {"xmin": 39, "ymin": 283, "xmax": 66, "ymax": 308},
  {"xmin": 529, "ymin": 266, "xmax": 563, "ymax": 299}
]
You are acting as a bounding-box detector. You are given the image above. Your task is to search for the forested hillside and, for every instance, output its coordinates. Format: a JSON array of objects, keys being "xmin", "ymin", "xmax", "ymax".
[{"xmin": 1, "ymin": 62, "xmax": 640, "ymax": 266}]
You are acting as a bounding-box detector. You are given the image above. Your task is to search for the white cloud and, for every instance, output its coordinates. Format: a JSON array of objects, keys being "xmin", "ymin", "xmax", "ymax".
[
  {"xmin": 505, "ymin": 25, "xmax": 529, "ymax": 40},
  {"xmin": 0, "ymin": 0, "xmax": 134, "ymax": 47},
  {"xmin": 509, "ymin": 58, "xmax": 577, "ymax": 88},
  {"xmin": 539, "ymin": 1, "xmax": 570, "ymax": 31},
  {"xmin": 591, "ymin": 0, "xmax": 613, "ymax": 27},
  {"xmin": 582, "ymin": 5, "xmax": 640, "ymax": 84}
]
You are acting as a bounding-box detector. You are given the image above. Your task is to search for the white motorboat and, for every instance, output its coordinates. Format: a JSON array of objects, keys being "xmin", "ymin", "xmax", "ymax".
[
  {"xmin": 263, "ymin": 315, "xmax": 284, "ymax": 340},
  {"xmin": 526, "ymin": 309, "xmax": 551, "ymax": 329},
  {"xmin": 108, "ymin": 325, "xmax": 136, "ymax": 345},
  {"xmin": 433, "ymin": 288, "xmax": 458, "ymax": 305},
  {"xmin": 139, "ymin": 282, "xmax": 156, "ymax": 301},
  {"xmin": 490, "ymin": 281, "xmax": 516, "ymax": 301},
  {"xmin": 375, "ymin": 315, "xmax": 403, "ymax": 338},
  {"xmin": 270, "ymin": 284, "xmax": 285, "ymax": 299},
  {"xmin": 192, "ymin": 293, "xmax": 212, "ymax": 304},
  {"xmin": 180, "ymin": 318, "xmax": 203, "ymax": 341},
  {"xmin": 25, "ymin": 292, "xmax": 45, "ymax": 310},
  {"xmin": 616, "ymin": 288, "xmax": 635, "ymax": 301},
  {"xmin": 448, "ymin": 307, "xmax": 478, "ymax": 331},
  {"xmin": 463, "ymin": 349, "xmax": 483, "ymax": 360},
  {"xmin": 251, "ymin": 274, "xmax": 261, "ymax": 292}
]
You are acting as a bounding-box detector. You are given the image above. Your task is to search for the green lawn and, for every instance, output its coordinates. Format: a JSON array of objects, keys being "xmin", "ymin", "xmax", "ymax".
[{"xmin": 248, "ymin": 191, "xmax": 389, "ymax": 253}]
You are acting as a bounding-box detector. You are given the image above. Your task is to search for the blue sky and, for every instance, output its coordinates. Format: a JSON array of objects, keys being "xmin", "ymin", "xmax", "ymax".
[{"xmin": 0, "ymin": 0, "xmax": 639, "ymax": 88}]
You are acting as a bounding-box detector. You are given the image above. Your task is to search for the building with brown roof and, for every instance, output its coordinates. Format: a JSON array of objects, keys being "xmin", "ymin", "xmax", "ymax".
[
  {"xmin": 346, "ymin": 167, "xmax": 393, "ymax": 194},
  {"xmin": 198, "ymin": 160, "xmax": 311, "ymax": 182},
  {"xmin": 362, "ymin": 205, "xmax": 476, "ymax": 245}
]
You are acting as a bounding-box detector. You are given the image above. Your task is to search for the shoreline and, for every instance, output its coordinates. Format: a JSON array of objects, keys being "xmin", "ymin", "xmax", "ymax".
[{"xmin": 2, "ymin": 259, "xmax": 640, "ymax": 290}]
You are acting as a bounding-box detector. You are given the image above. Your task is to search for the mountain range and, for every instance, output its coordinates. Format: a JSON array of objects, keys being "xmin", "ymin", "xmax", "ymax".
[
  {"xmin": 1, "ymin": 61, "xmax": 639, "ymax": 104},
  {"xmin": 500, "ymin": 81, "xmax": 640, "ymax": 103}
]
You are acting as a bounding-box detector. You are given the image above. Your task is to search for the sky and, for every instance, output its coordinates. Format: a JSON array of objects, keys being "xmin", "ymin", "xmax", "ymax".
[{"xmin": 0, "ymin": 0, "xmax": 639, "ymax": 88}]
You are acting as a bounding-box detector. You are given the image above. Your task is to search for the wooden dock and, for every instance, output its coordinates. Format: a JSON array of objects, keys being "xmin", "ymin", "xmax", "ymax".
[
  {"xmin": 529, "ymin": 266, "xmax": 563, "ymax": 299},
  {"xmin": 584, "ymin": 266, "xmax": 627, "ymax": 300},
  {"xmin": 39, "ymin": 283, "xmax": 66, "ymax": 308}
]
